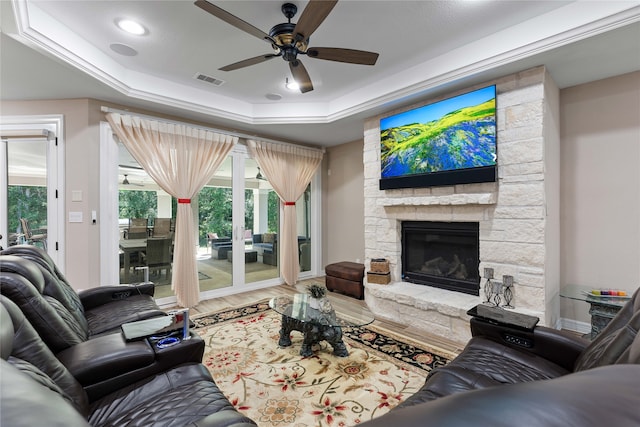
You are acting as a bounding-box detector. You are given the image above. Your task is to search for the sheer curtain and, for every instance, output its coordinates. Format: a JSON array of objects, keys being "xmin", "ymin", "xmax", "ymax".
[
  {"xmin": 106, "ymin": 113, "xmax": 238, "ymax": 307},
  {"xmin": 248, "ymin": 139, "xmax": 323, "ymax": 286}
]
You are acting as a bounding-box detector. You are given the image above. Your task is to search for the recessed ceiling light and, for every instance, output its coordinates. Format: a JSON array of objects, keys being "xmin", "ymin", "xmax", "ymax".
[
  {"xmin": 285, "ymin": 78, "xmax": 299, "ymax": 91},
  {"xmin": 116, "ymin": 19, "xmax": 147, "ymax": 35}
]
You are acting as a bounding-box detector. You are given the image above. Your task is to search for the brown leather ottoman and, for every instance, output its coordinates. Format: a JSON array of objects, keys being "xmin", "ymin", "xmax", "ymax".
[{"xmin": 325, "ymin": 262, "xmax": 365, "ymax": 300}]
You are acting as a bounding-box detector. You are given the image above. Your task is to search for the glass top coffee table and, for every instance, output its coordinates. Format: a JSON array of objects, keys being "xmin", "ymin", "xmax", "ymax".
[{"xmin": 269, "ymin": 294, "xmax": 375, "ymax": 357}]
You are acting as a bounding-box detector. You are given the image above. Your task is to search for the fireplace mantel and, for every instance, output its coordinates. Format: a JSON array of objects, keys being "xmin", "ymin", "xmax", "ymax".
[{"xmin": 380, "ymin": 192, "xmax": 497, "ymax": 207}]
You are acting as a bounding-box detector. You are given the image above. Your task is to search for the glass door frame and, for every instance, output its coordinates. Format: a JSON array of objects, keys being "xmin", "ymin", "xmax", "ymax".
[
  {"xmin": 0, "ymin": 115, "xmax": 65, "ymax": 268},
  {"xmin": 230, "ymin": 146, "xmax": 247, "ymax": 287}
]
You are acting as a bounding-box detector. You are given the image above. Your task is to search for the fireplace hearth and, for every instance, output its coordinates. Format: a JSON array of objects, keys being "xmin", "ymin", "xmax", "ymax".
[{"xmin": 401, "ymin": 221, "xmax": 480, "ymax": 296}]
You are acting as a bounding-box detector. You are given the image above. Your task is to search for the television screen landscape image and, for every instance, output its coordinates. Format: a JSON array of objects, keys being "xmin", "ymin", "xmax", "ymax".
[{"xmin": 380, "ymin": 85, "xmax": 497, "ymax": 189}]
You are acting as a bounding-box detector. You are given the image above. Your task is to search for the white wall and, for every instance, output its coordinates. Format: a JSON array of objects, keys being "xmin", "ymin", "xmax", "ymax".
[
  {"xmin": 560, "ymin": 71, "xmax": 640, "ymax": 323},
  {"xmin": 2, "ymin": 99, "xmax": 100, "ymax": 289},
  {"xmin": 323, "ymin": 140, "xmax": 365, "ymax": 267}
]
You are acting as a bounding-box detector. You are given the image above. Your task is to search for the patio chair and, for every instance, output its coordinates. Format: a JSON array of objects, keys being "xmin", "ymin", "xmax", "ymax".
[
  {"xmin": 124, "ymin": 218, "xmax": 148, "ymax": 239},
  {"xmin": 19, "ymin": 218, "xmax": 47, "ymax": 249},
  {"xmin": 152, "ymin": 217, "xmax": 172, "ymax": 238},
  {"xmin": 142, "ymin": 237, "xmax": 173, "ymax": 280}
]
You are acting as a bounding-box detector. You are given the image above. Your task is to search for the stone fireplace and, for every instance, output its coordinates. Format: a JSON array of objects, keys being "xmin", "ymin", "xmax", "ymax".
[{"xmin": 362, "ymin": 66, "xmax": 561, "ymax": 344}]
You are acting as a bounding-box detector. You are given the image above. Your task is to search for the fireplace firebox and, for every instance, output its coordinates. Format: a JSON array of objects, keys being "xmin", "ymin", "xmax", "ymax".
[{"xmin": 401, "ymin": 221, "xmax": 480, "ymax": 295}]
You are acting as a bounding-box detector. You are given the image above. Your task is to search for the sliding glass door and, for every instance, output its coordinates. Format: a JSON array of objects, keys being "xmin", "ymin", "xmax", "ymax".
[
  {"xmin": 198, "ymin": 150, "xmax": 281, "ymax": 299},
  {"xmin": 104, "ymin": 126, "xmax": 319, "ymax": 305}
]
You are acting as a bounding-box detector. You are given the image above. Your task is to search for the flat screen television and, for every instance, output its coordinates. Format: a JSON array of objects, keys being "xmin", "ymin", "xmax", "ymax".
[{"xmin": 379, "ymin": 85, "xmax": 497, "ymax": 190}]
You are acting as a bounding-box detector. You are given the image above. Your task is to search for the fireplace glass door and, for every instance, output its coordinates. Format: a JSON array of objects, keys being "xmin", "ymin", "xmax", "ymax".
[{"xmin": 402, "ymin": 221, "xmax": 480, "ymax": 295}]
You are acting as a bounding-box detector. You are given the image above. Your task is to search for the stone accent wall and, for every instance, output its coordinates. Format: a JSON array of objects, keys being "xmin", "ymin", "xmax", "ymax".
[{"xmin": 362, "ymin": 66, "xmax": 560, "ymax": 344}]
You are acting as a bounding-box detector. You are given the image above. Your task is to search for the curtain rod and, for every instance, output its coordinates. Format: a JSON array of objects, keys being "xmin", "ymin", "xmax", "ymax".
[{"xmin": 100, "ymin": 106, "xmax": 324, "ymax": 153}]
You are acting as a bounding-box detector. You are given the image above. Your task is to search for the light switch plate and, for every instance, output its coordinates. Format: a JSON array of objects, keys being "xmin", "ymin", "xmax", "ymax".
[{"xmin": 69, "ymin": 211, "xmax": 83, "ymax": 223}]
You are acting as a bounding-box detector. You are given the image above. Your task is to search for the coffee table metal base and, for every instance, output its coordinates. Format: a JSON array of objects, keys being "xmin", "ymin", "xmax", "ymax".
[{"xmin": 277, "ymin": 314, "xmax": 349, "ymax": 357}]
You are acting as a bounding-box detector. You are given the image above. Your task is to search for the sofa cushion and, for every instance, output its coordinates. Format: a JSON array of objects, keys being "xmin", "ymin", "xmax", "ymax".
[
  {"xmin": 262, "ymin": 233, "xmax": 276, "ymax": 244},
  {"xmin": 87, "ymin": 363, "xmax": 252, "ymax": 426}
]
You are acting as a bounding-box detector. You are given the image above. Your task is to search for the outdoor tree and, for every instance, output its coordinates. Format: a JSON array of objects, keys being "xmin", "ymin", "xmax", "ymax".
[{"xmin": 8, "ymin": 186, "xmax": 47, "ymax": 234}]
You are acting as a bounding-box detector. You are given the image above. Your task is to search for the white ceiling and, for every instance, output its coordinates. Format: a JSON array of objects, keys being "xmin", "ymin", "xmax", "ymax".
[{"xmin": 1, "ymin": 0, "xmax": 639, "ymax": 146}]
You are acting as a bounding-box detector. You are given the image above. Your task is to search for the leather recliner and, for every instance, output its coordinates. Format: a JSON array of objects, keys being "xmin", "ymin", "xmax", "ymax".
[
  {"xmin": 402, "ymin": 287, "xmax": 640, "ymax": 407},
  {"xmin": 0, "ymin": 296, "xmax": 257, "ymax": 427},
  {"xmin": 1, "ymin": 245, "xmax": 165, "ymax": 334},
  {"xmin": 0, "ymin": 252, "xmax": 165, "ymax": 352},
  {"xmin": 358, "ymin": 288, "xmax": 640, "ymax": 426}
]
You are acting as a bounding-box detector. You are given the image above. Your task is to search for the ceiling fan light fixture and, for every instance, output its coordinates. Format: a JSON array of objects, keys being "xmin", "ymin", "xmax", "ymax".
[
  {"xmin": 285, "ymin": 78, "xmax": 299, "ymax": 91},
  {"xmin": 256, "ymin": 167, "xmax": 265, "ymax": 180},
  {"xmin": 116, "ymin": 18, "xmax": 147, "ymax": 36}
]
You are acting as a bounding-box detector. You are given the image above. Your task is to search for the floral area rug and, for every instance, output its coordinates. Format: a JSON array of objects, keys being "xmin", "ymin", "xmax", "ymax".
[{"xmin": 193, "ymin": 301, "xmax": 453, "ymax": 427}]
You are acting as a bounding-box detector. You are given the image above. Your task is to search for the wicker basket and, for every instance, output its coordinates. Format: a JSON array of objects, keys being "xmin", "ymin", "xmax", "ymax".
[
  {"xmin": 370, "ymin": 259, "xmax": 390, "ymax": 273},
  {"xmin": 367, "ymin": 271, "xmax": 390, "ymax": 285}
]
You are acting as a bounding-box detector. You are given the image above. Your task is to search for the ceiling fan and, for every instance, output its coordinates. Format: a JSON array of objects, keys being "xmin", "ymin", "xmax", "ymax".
[
  {"xmin": 122, "ymin": 174, "xmax": 144, "ymax": 187},
  {"xmin": 255, "ymin": 167, "xmax": 266, "ymax": 180},
  {"xmin": 194, "ymin": 0, "xmax": 379, "ymax": 93}
]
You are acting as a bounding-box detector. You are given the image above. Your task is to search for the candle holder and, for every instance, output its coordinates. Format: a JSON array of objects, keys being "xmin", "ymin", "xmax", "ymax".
[
  {"xmin": 483, "ymin": 268, "xmax": 494, "ymax": 304},
  {"xmin": 502, "ymin": 275, "xmax": 514, "ymax": 308},
  {"xmin": 492, "ymin": 281, "xmax": 503, "ymax": 307},
  {"xmin": 482, "ymin": 272, "xmax": 516, "ymax": 309}
]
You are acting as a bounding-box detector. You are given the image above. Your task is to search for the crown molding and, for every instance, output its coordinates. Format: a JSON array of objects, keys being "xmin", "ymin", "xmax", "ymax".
[{"xmin": 7, "ymin": 0, "xmax": 640, "ymax": 126}]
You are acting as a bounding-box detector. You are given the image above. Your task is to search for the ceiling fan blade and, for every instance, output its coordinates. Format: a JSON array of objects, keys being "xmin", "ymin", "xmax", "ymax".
[
  {"xmin": 219, "ymin": 54, "xmax": 279, "ymax": 71},
  {"xmin": 290, "ymin": 60, "xmax": 313, "ymax": 93},
  {"xmin": 293, "ymin": 0, "xmax": 338, "ymax": 42},
  {"xmin": 119, "ymin": 164, "xmax": 144, "ymax": 170},
  {"xmin": 194, "ymin": 0, "xmax": 273, "ymax": 43},
  {"xmin": 307, "ymin": 47, "xmax": 379, "ymax": 65}
]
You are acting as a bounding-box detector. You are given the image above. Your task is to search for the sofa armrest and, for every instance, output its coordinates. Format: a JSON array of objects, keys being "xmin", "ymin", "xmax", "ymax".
[
  {"xmin": 57, "ymin": 333, "xmax": 155, "ymax": 386},
  {"xmin": 57, "ymin": 331, "xmax": 205, "ymax": 402},
  {"xmin": 78, "ymin": 282, "xmax": 155, "ymax": 310},
  {"xmin": 470, "ymin": 317, "xmax": 589, "ymax": 371}
]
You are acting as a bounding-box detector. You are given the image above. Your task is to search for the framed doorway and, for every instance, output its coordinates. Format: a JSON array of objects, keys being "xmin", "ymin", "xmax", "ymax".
[{"xmin": 0, "ymin": 115, "xmax": 64, "ymax": 268}]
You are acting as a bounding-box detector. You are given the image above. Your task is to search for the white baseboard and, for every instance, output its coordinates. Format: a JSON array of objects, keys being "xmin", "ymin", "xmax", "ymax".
[{"xmin": 560, "ymin": 318, "xmax": 591, "ymax": 335}]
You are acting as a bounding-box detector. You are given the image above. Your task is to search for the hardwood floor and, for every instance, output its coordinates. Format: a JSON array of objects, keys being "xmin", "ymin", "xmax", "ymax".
[{"xmin": 173, "ymin": 278, "xmax": 465, "ymax": 356}]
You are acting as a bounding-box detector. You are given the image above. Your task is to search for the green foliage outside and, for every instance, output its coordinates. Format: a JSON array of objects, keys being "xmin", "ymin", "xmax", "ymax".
[
  {"xmin": 197, "ymin": 187, "xmax": 257, "ymax": 246},
  {"xmin": 268, "ymin": 191, "xmax": 279, "ymax": 233},
  {"xmin": 119, "ymin": 187, "xmax": 279, "ymax": 247},
  {"xmin": 8, "ymin": 186, "xmax": 47, "ymax": 234},
  {"xmin": 11, "ymin": 185, "xmax": 279, "ymax": 249},
  {"xmin": 119, "ymin": 190, "xmax": 159, "ymax": 220}
]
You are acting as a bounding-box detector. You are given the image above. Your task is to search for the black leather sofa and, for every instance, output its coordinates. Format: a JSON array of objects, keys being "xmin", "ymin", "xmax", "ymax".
[
  {"xmin": 0, "ymin": 295, "xmax": 257, "ymax": 427},
  {"xmin": 0, "ymin": 254, "xmax": 210, "ymax": 400},
  {"xmin": 1, "ymin": 245, "xmax": 166, "ymax": 341},
  {"xmin": 359, "ymin": 288, "xmax": 640, "ymax": 426},
  {"xmin": 0, "ymin": 253, "xmax": 166, "ymax": 352}
]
